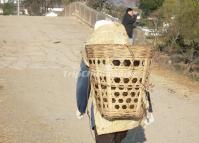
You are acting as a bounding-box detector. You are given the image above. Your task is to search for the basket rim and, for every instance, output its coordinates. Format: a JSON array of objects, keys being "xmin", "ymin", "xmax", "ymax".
[
  {"xmin": 85, "ymin": 43, "xmax": 151, "ymax": 47},
  {"xmin": 85, "ymin": 44, "xmax": 154, "ymax": 58}
]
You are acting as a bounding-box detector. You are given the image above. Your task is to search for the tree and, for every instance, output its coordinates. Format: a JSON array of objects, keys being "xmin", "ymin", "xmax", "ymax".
[
  {"xmin": 3, "ymin": 2, "xmax": 14, "ymax": 15},
  {"xmin": 139, "ymin": 0, "xmax": 164, "ymax": 17},
  {"xmin": 176, "ymin": 0, "xmax": 199, "ymax": 42},
  {"xmin": 23, "ymin": 0, "xmax": 64, "ymax": 15},
  {"xmin": 86, "ymin": 0, "xmax": 126, "ymax": 20},
  {"xmin": 87, "ymin": 0, "xmax": 107, "ymax": 11},
  {"xmin": 161, "ymin": 0, "xmax": 199, "ymax": 47},
  {"xmin": 23, "ymin": 0, "xmax": 43, "ymax": 15},
  {"xmin": 62, "ymin": 0, "xmax": 77, "ymax": 5},
  {"xmin": 159, "ymin": 0, "xmax": 199, "ymax": 73}
]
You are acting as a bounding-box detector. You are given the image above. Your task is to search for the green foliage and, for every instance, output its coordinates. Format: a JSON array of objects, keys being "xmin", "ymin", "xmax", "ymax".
[
  {"xmin": 177, "ymin": 0, "xmax": 199, "ymax": 42},
  {"xmin": 158, "ymin": 0, "xmax": 199, "ymax": 74},
  {"xmin": 3, "ymin": 2, "xmax": 14, "ymax": 15},
  {"xmin": 161, "ymin": 0, "xmax": 199, "ymax": 44},
  {"xmin": 139, "ymin": 0, "xmax": 164, "ymax": 17}
]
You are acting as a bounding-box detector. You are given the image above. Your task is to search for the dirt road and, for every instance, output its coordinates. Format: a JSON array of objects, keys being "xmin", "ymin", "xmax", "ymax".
[{"xmin": 0, "ymin": 16, "xmax": 198, "ymax": 143}]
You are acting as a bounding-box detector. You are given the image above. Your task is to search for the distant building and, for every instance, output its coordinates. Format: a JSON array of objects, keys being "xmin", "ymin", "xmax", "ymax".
[
  {"xmin": 0, "ymin": 0, "xmax": 17, "ymax": 4},
  {"xmin": 0, "ymin": 0, "xmax": 8, "ymax": 3}
]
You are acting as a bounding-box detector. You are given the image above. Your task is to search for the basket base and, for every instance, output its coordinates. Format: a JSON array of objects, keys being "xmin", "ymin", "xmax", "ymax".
[{"xmin": 101, "ymin": 112, "xmax": 146, "ymax": 121}]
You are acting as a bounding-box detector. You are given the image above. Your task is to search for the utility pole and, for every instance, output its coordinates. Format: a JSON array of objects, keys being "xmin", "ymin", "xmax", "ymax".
[{"xmin": 17, "ymin": 0, "xmax": 20, "ymax": 16}]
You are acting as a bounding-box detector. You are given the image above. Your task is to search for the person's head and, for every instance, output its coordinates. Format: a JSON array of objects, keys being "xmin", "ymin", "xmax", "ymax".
[
  {"xmin": 126, "ymin": 8, "xmax": 138, "ymax": 16},
  {"xmin": 126, "ymin": 8, "xmax": 133, "ymax": 16}
]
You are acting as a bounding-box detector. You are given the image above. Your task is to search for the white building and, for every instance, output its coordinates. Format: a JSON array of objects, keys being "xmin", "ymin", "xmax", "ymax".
[{"xmin": 1, "ymin": 0, "xmax": 9, "ymax": 3}]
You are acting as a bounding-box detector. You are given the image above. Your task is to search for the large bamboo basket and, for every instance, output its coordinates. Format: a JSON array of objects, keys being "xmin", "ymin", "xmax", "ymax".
[{"xmin": 86, "ymin": 44, "xmax": 153, "ymax": 121}]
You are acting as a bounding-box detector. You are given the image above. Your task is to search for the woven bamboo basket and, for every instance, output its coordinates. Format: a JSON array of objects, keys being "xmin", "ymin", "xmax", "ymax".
[{"xmin": 86, "ymin": 44, "xmax": 153, "ymax": 121}]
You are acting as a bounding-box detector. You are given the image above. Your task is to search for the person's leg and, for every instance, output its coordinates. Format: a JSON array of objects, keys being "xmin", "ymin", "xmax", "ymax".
[
  {"xmin": 94, "ymin": 129, "xmax": 115, "ymax": 143},
  {"xmin": 94, "ymin": 128, "xmax": 127, "ymax": 143},
  {"xmin": 114, "ymin": 130, "xmax": 128, "ymax": 143}
]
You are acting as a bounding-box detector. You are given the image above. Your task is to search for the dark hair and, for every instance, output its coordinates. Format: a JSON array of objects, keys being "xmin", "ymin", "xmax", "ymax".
[{"xmin": 126, "ymin": 8, "xmax": 133, "ymax": 13}]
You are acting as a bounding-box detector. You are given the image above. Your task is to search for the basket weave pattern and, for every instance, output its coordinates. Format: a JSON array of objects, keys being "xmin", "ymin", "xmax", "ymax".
[{"xmin": 86, "ymin": 44, "xmax": 152, "ymax": 121}]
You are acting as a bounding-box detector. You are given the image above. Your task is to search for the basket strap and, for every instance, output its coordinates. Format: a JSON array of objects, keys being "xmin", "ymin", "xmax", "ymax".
[
  {"xmin": 126, "ymin": 45, "xmax": 152, "ymax": 92},
  {"xmin": 127, "ymin": 45, "xmax": 148, "ymax": 91},
  {"xmin": 126, "ymin": 45, "xmax": 135, "ymax": 62},
  {"xmin": 126, "ymin": 45, "xmax": 144, "ymax": 79},
  {"xmin": 81, "ymin": 50, "xmax": 90, "ymax": 67}
]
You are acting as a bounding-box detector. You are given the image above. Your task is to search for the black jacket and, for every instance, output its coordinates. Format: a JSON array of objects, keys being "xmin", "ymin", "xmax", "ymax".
[{"xmin": 122, "ymin": 13, "xmax": 137, "ymax": 38}]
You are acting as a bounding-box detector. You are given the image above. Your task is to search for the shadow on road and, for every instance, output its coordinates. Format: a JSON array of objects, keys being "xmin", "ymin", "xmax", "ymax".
[{"xmin": 122, "ymin": 126, "xmax": 146, "ymax": 143}]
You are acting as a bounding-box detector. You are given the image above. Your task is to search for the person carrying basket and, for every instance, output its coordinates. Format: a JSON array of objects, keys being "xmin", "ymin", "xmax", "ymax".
[{"xmin": 76, "ymin": 18, "xmax": 154, "ymax": 143}]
